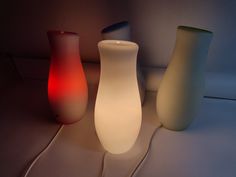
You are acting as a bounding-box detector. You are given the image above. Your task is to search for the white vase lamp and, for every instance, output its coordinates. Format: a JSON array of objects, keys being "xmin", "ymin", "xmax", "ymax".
[{"xmin": 95, "ymin": 40, "xmax": 142, "ymax": 154}]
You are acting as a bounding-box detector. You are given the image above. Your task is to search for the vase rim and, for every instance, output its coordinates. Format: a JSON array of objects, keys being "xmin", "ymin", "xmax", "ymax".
[
  {"xmin": 98, "ymin": 40, "xmax": 138, "ymax": 49},
  {"xmin": 178, "ymin": 26, "xmax": 213, "ymax": 34},
  {"xmin": 47, "ymin": 30, "xmax": 78, "ymax": 36},
  {"xmin": 101, "ymin": 21, "xmax": 129, "ymax": 33}
]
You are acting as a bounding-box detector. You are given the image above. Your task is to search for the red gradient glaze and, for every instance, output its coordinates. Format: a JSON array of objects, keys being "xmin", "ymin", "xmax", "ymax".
[{"xmin": 47, "ymin": 31, "xmax": 88, "ymax": 124}]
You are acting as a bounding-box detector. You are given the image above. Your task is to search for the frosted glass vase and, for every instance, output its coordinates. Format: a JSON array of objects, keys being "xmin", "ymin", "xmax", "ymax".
[
  {"xmin": 47, "ymin": 30, "xmax": 88, "ymax": 124},
  {"xmin": 95, "ymin": 40, "xmax": 142, "ymax": 154},
  {"xmin": 156, "ymin": 26, "xmax": 213, "ymax": 131},
  {"xmin": 101, "ymin": 21, "xmax": 145, "ymax": 105}
]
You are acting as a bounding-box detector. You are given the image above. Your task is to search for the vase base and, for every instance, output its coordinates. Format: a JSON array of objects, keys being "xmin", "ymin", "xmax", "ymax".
[
  {"xmin": 161, "ymin": 121, "xmax": 192, "ymax": 131},
  {"xmin": 55, "ymin": 114, "xmax": 85, "ymax": 124}
]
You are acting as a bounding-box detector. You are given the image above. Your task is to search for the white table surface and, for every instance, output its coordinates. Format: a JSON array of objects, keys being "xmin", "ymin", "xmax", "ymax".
[{"xmin": 0, "ymin": 80, "xmax": 236, "ymax": 177}]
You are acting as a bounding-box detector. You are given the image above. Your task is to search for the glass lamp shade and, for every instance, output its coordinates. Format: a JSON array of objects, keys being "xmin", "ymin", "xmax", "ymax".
[
  {"xmin": 95, "ymin": 40, "xmax": 142, "ymax": 154},
  {"xmin": 101, "ymin": 21, "xmax": 146, "ymax": 105},
  {"xmin": 156, "ymin": 26, "xmax": 213, "ymax": 130},
  {"xmin": 47, "ymin": 30, "xmax": 88, "ymax": 124}
]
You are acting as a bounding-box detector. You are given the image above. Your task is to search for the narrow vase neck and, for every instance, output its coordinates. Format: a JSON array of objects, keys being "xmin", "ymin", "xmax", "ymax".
[
  {"xmin": 98, "ymin": 40, "xmax": 138, "ymax": 72},
  {"xmin": 172, "ymin": 26, "xmax": 213, "ymax": 68},
  {"xmin": 47, "ymin": 30, "xmax": 80, "ymax": 58},
  {"xmin": 175, "ymin": 26, "xmax": 213, "ymax": 56}
]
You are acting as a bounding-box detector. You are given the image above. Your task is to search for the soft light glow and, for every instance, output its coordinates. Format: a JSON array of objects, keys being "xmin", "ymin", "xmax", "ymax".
[
  {"xmin": 95, "ymin": 40, "xmax": 141, "ymax": 154},
  {"xmin": 47, "ymin": 30, "xmax": 88, "ymax": 124}
]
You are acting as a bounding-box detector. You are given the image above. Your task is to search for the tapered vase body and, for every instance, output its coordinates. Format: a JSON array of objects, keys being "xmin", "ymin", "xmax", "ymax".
[
  {"xmin": 156, "ymin": 26, "xmax": 213, "ymax": 130},
  {"xmin": 47, "ymin": 30, "xmax": 88, "ymax": 124},
  {"xmin": 95, "ymin": 40, "xmax": 142, "ymax": 154}
]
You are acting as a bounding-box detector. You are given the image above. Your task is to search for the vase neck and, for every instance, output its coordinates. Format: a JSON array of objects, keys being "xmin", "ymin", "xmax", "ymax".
[
  {"xmin": 98, "ymin": 40, "xmax": 138, "ymax": 76},
  {"xmin": 176, "ymin": 26, "xmax": 213, "ymax": 50},
  {"xmin": 168, "ymin": 27, "xmax": 213, "ymax": 72},
  {"xmin": 176, "ymin": 30, "xmax": 212, "ymax": 50},
  {"xmin": 48, "ymin": 31, "xmax": 80, "ymax": 58},
  {"xmin": 173, "ymin": 28, "xmax": 213, "ymax": 64}
]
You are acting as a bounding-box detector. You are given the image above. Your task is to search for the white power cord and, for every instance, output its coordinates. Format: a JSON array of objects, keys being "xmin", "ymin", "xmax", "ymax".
[
  {"xmin": 101, "ymin": 151, "xmax": 108, "ymax": 177},
  {"xmin": 23, "ymin": 123, "xmax": 161, "ymax": 177},
  {"xmin": 100, "ymin": 124, "xmax": 162, "ymax": 177},
  {"xmin": 129, "ymin": 124, "xmax": 162, "ymax": 177},
  {"xmin": 22, "ymin": 124, "xmax": 64, "ymax": 177}
]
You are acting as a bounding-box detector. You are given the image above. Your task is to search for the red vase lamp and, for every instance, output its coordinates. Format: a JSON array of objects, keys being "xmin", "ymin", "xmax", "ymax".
[{"xmin": 47, "ymin": 30, "xmax": 88, "ymax": 124}]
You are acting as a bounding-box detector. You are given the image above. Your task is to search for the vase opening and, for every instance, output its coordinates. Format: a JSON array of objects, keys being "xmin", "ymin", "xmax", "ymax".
[
  {"xmin": 98, "ymin": 40, "xmax": 138, "ymax": 50},
  {"xmin": 178, "ymin": 26, "xmax": 213, "ymax": 34},
  {"xmin": 101, "ymin": 21, "xmax": 129, "ymax": 34},
  {"xmin": 47, "ymin": 30, "xmax": 78, "ymax": 36}
]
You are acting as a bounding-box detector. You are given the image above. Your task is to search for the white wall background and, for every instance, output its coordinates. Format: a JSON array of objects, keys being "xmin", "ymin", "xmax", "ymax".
[
  {"xmin": 1, "ymin": 0, "xmax": 236, "ymax": 73},
  {"xmin": 130, "ymin": 0, "xmax": 236, "ymax": 73}
]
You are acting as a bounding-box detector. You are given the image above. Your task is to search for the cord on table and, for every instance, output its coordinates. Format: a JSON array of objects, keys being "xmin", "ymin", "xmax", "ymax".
[
  {"xmin": 101, "ymin": 151, "xmax": 108, "ymax": 177},
  {"xmin": 129, "ymin": 124, "xmax": 162, "ymax": 177},
  {"xmin": 22, "ymin": 124, "xmax": 64, "ymax": 177},
  {"xmin": 100, "ymin": 124, "xmax": 162, "ymax": 177}
]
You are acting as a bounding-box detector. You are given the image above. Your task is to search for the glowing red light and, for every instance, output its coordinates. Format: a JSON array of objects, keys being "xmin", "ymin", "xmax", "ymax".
[{"xmin": 47, "ymin": 30, "xmax": 88, "ymax": 124}]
